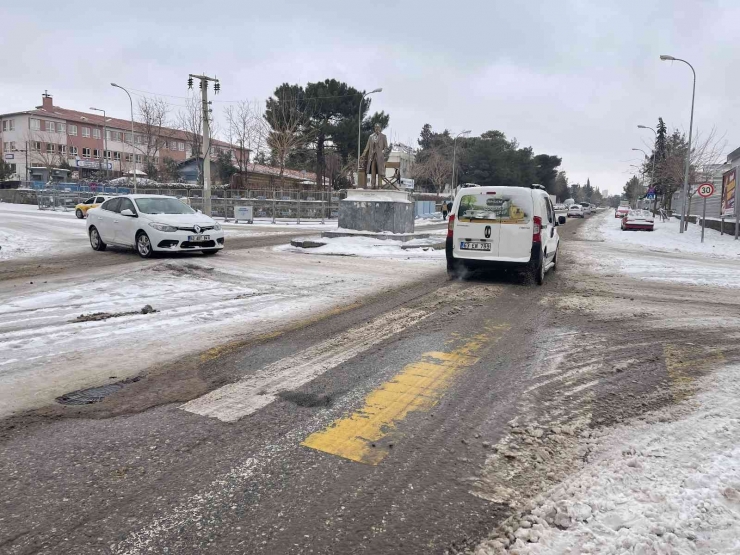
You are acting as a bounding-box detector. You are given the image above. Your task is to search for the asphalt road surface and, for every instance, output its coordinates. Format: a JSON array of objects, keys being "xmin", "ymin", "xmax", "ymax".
[{"xmin": 4, "ymin": 214, "xmax": 731, "ymax": 555}]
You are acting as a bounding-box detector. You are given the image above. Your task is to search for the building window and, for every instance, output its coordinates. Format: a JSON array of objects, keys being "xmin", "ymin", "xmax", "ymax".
[
  {"xmin": 58, "ymin": 145, "xmax": 67, "ymax": 155},
  {"xmin": 7, "ymin": 163, "xmax": 16, "ymax": 174},
  {"xmin": 82, "ymin": 127, "xmax": 90, "ymax": 138},
  {"xmin": 178, "ymin": 142, "xmax": 185, "ymax": 151},
  {"xmin": 1, "ymin": 119, "xmax": 13, "ymax": 131},
  {"xmin": 69, "ymin": 146, "xmax": 78, "ymax": 156},
  {"xmin": 93, "ymin": 128, "xmax": 101, "ymax": 140},
  {"xmin": 45, "ymin": 120, "xmax": 54, "ymax": 132},
  {"xmin": 57, "ymin": 122, "xmax": 66, "ymax": 133},
  {"xmin": 31, "ymin": 141, "xmax": 41, "ymax": 151},
  {"xmin": 124, "ymin": 132, "xmax": 133, "ymax": 143},
  {"xmin": 135, "ymin": 154, "xmax": 142, "ymax": 163},
  {"xmin": 125, "ymin": 153, "xmax": 133, "ymax": 162},
  {"xmin": 2, "ymin": 142, "xmax": 8, "ymax": 151},
  {"xmin": 69, "ymin": 125, "xmax": 77, "ymax": 136},
  {"xmin": 82, "ymin": 148, "xmax": 91, "ymax": 159},
  {"xmin": 93, "ymin": 149, "xmax": 100, "ymax": 159},
  {"xmin": 30, "ymin": 118, "xmax": 40, "ymax": 131},
  {"xmin": 113, "ymin": 151, "xmax": 121, "ymax": 161},
  {"xmin": 46, "ymin": 143, "xmax": 55, "ymax": 154}
]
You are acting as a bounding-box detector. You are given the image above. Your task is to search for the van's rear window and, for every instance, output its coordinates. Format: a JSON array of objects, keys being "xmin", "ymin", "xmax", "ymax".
[{"xmin": 457, "ymin": 193, "xmax": 530, "ymax": 223}]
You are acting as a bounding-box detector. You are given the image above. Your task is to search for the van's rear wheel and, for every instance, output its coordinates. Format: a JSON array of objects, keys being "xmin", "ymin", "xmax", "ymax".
[{"xmin": 531, "ymin": 252, "xmax": 545, "ymax": 285}]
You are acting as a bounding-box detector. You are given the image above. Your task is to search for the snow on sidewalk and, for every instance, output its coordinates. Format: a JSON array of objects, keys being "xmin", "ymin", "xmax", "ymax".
[
  {"xmin": 592, "ymin": 210, "xmax": 740, "ymax": 260},
  {"xmin": 573, "ymin": 212, "xmax": 740, "ymax": 288},
  {"xmin": 476, "ymin": 364, "xmax": 740, "ymax": 554}
]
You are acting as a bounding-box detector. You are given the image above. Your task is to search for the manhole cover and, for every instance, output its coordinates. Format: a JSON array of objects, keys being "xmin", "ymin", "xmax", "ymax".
[{"xmin": 56, "ymin": 377, "xmax": 140, "ymax": 405}]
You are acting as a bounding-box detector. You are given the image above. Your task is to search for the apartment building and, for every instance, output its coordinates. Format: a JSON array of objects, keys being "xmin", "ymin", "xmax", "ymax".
[{"xmin": 0, "ymin": 92, "xmax": 236, "ymax": 182}]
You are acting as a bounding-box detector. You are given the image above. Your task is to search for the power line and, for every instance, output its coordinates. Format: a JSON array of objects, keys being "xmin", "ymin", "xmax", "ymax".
[{"xmin": 124, "ymin": 85, "xmax": 371, "ymax": 104}]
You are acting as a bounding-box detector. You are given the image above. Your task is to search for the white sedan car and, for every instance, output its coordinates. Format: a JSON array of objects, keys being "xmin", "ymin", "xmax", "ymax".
[
  {"xmin": 567, "ymin": 204, "xmax": 584, "ymax": 218},
  {"xmin": 86, "ymin": 195, "xmax": 225, "ymax": 258}
]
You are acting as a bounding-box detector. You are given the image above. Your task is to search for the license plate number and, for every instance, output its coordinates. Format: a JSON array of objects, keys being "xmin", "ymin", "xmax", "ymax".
[
  {"xmin": 460, "ymin": 241, "xmax": 491, "ymax": 251},
  {"xmin": 188, "ymin": 235, "xmax": 210, "ymax": 242}
]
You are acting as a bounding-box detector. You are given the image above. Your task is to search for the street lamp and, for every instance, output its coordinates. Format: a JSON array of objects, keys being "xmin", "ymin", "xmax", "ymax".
[
  {"xmin": 90, "ymin": 107, "xmax": 108, "ymax": 180},
  {"xmin": 357, "ymin": 88, "xmax": 382, "ymax": 184},
  {"xmin": 110, "ymin": 83, "xmax": 137, "ymax": 193},
  {"xmin": 660, "ymin": 55, "xmax": 696, "ymax": 234},
  {"xmin": 451, "ymin": 130, "xmax": 471, "ymax": 193}
]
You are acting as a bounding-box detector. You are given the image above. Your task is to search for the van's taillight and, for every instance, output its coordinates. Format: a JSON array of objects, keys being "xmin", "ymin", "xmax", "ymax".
[
  {"xmin": 533, "ymin": 216, "xmax": 542, "ymax": 243},
  {"xmin": 447, "ymin": 215, "xmax": 455, "ymax": 237}
]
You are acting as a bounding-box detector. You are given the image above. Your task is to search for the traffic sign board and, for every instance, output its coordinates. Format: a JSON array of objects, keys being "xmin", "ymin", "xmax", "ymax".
[{"xmin": 697, "ymin": 183, "xmax": 715, "ymax": 198}]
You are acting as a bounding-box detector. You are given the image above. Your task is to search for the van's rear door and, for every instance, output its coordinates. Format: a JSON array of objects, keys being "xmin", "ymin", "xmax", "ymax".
[
  {"xmin": 453, "ymin": 191, "xmax": 502, "ymax": 258},
  {"xmin": 490, "ymin": 189, "xmax": 534, "ymax": 262}
]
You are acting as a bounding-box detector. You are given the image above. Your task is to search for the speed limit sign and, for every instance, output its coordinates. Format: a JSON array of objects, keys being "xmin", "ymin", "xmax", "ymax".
[{"xmin": 697, "ymin": 183, "xmax": 715, "ymax": 198}]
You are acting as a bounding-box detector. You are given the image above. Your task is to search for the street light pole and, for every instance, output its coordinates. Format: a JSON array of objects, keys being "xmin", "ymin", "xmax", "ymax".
[
  {"xmin": 111, "ymin": 83, "xmax": 137, "ymax": 194},
  {"xmin": 660, "ymin": 55, "xmax": 696, "ymax": 234},
  {"xmin": 452, "ymin": 130, "xmax": 471, "ymax": 194},
  {"xmin": 90, "ymin": 107, "xmax": 108, "ymax": 181},
  {"xmin": 357, "ymin": 88, "xmax": 382, "ymax": 187}
]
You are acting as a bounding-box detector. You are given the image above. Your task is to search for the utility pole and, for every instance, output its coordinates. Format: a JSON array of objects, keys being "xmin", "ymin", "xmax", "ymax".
[{"xmin": 188, "ymin": 73, "xmax": 220, "ymax": 216}]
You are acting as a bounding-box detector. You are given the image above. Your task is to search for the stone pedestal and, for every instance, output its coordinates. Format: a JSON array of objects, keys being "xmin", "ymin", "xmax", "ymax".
[{"xmin": 338, "ymin": 189, "xmax": 414, "ymax": 234}]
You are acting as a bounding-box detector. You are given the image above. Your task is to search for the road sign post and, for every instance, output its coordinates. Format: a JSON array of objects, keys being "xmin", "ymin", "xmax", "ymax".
[{"xmin": 697, "ymin": 182, "xmax": 715, "ymax": 243}]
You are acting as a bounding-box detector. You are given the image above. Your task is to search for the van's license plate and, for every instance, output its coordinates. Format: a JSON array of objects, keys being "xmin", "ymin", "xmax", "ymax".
[
  {"xmin": 188, "ymin": 235, "xmax": 210, "ymax": 242},
  {"xmin": 460, "ymin": 241, "xmax": 491, "ymax": 251}
]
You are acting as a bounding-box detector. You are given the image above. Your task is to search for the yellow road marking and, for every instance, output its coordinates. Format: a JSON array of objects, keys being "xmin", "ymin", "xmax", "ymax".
[
  {"xmin": 302, "ymin": 323, "xmax": 509, "ymax": 465},
  {"xmin": 664, "ymin": 344, "xmax": 725, "ymax": 401}
]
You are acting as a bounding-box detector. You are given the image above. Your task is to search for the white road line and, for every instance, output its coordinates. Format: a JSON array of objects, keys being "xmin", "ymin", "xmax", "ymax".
[{"xmin": 180, "ymin": 307, "xmax": 432, "ymax": 422}]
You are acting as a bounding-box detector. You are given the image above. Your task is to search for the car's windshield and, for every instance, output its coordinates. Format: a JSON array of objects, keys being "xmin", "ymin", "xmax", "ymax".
[{"xmin": 134, "ymin": 198, "xmax": 195, "ymax": 215}]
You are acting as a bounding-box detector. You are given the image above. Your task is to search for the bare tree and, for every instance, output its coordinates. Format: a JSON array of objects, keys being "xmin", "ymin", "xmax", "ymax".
[
  {"xmin": 136, "ymin": 97, "xmax": 172, "ymax": 174},
  {"xmin": 655, "ymin": 127, "xmax": 727, "ymax": 211},
  {"xmin": 412, "ymin": 147, "xmax": 451, "ymax": 197},
  {"xmin": 25, "ymin": 130, "xmax": 68, "ymax": 178},
  {"xmin": 225, "ymin": 101, "xmax": 265, "ymax": 175},
  {"xmin": 264, "ymin": 93, "xmax": 311, "ymax": 189},
  {"xmin": 176, "ymin": 95, "xmax": 204, "ymax": 183}
]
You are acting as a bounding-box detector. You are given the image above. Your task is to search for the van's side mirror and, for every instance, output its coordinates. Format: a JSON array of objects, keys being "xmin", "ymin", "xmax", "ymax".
[{"xmin": 558, "ymin": 215, "xmax": 566, "ymax": 225}]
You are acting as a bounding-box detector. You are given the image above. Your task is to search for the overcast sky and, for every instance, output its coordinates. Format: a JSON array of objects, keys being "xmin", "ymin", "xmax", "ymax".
[{"xmin": 2, "ymin": 0, "xmax": 738, "ymax": 194}]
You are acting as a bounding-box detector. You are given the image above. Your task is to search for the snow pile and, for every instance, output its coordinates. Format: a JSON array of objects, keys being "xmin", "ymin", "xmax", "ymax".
[
  {"xmin": 476, "ymin": 365, "xmax": 740, "ymax": 555},
  {"xmin": 280, "ymin": 235, "xmax": 445, "ymax": 259}
]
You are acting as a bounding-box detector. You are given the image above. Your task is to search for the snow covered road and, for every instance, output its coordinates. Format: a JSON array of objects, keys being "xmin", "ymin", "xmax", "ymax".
[{"xmin": 0, "ymin": 245, "xmax": 443, "ymax": 417}]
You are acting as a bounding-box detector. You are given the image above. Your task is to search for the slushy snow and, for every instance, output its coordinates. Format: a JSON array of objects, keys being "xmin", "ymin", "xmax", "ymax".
[{"xmin": 477, "ymin": 364, "xmax": 740, "ymax": 554}]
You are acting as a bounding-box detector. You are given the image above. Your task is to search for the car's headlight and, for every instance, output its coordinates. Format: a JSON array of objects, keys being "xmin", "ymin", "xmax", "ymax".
[
  {"xmin": 213, "ymin": 222, "xmax": 222, "ymax": 231},
  {"xmin": 149, "ymin": 222, "xmax": 178, "ymax": 232}
]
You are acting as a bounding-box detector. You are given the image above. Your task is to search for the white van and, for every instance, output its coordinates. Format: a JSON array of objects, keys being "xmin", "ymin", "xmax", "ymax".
[{"xmin": 445, "ymin": 185, "xmax": 565, "ymax": 284}]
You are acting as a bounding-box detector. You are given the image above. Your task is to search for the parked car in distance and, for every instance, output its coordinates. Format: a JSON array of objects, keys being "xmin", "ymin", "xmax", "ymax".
[
  {"xmin": 568, "ymin": 204, "xmax": 584, "ymax": 218},
  {"xmin": 621, "ymin": 209, "xmax": 655, "ymax": 231},
  {"xmin": 75, "ymin": 195, "xmax": 111, "ymax": 219},
  {"xmin": 86, "ymin": 194, "xmax": 225, "ymax": 258},
  {"xmin": 579, "ymin": 202, "xmax": 592, "ymax": 214},
  {"xmin": 615, "ymin": 206, "xmax": 630, "ymax": 218},
  {"xmin": 446, "ymin": 185, "xmax": 565, "ymax": 285}
]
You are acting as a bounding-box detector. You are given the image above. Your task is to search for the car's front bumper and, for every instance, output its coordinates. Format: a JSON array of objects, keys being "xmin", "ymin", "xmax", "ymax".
[{"xmin": 150, "ymin": 229, "xmax": 226, "ymax": 251}]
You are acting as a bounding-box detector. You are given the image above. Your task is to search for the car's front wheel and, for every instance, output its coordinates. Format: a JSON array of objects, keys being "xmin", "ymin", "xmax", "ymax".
[
  {"xmin": 89, "ymin": 227, "xmax": 106, "ymax": 251},
  {"xmin": 76, "ymin": 209, "xmax": 84, "ymax": 219},
  {"xmin": 136, "ymin": 231, "xmax": 154, "ymax": 258}
]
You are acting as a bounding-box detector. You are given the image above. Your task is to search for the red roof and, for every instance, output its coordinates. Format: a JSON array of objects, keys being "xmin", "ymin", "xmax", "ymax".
[{"xmin": 24, "ymin": 105, "xmax": 233, "ymax": 148}]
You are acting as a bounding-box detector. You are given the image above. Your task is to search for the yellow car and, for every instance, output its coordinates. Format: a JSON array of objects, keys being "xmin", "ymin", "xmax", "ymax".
[{"xmin": 75, "ymin": 195, "xmax": 110, "ymax": 219}]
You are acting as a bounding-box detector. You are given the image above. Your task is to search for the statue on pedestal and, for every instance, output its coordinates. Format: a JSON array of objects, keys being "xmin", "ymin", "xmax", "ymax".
[{"xmin": 361, "ymin": 123, "xmax": 388, "ymax": 189}]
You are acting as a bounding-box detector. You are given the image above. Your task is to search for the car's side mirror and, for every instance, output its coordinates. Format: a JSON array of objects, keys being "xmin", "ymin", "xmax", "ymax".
[
  {"xmin": 197, "ymin": 209, "xmax": 202, "ymax": 214},
  {"xmin": 120, "ymin": 208, "xmax": 136, "ymax": 217},
  {"xmin": 558, "ymin": 215, "xmax": 566, "ymax": 225}
]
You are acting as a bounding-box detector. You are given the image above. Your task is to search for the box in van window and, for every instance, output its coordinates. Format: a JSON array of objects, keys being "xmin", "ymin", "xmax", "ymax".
[{"xmin": 457, "ymin": 192, "xmax": 530, "ymax": 224}]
